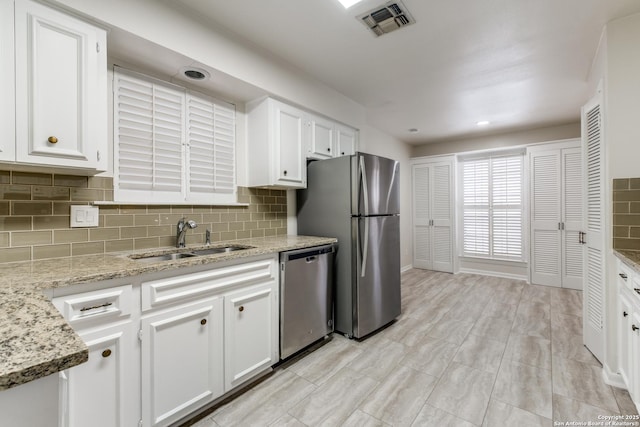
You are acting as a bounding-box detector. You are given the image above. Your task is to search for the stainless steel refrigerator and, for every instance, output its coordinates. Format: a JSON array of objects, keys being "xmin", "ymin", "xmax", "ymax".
[{"xmin": 297, "ymin": 152, "xmax": 401, "ymax": 339}]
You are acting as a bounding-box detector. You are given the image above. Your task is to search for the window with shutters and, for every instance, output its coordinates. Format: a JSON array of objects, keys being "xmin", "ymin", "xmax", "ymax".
[
  {"xmin": 113, "ymin": 67, "xmax": 236, "ymax": 204},
  {"xmin": 461, "ymin": 152, "xmax": 524, "ymax": 261}
]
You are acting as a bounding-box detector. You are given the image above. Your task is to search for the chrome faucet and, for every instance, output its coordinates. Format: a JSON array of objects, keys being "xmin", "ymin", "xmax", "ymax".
[{"xmin": 176, "ymin": 218, "xmax": 197, "ymax": 248}]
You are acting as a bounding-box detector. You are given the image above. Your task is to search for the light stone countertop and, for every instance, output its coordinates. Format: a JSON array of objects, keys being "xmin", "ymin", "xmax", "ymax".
[
  {"xmin": 613, "ymin": 249, "xmax": 640, "ymax": 274},
  {"xmin": 0, "ymin": 235, "xmax": 336, "ymax": 390}
]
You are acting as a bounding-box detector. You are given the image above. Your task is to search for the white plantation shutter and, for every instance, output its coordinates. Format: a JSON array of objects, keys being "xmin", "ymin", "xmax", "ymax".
[
  {"xmin": 115, "ymin": 73, "xmax": 184, "ymax": 199},
  {"xmin": 186, "ymin": 93, "xmax": 236, "ymax": 203},
  {"xmin": 461, "ymin": 152, "xmax": 523, "ymax": 261},
  {"xmin": 114, "ymin": 68, "xmax": 236, "ymax": 204}
]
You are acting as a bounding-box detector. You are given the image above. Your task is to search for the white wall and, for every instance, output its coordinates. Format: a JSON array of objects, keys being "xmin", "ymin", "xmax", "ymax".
[
  {"xmin": 51, "ymin": 0, "xmax": 366, "ymax": 130},
  {"xmin": 606, "ymin": 13, "xmax": 640, "ymax": 179},
  {"xmin": 411, "ymin": 122, "xmax": 581, "ymax": 158},
  {"xmin": 589, "ymin": 12, "xmax": 640, "ymax": 381},
  {"xmin": 360, "ymin": 126, "xmax": 413, "ymax": 270}
]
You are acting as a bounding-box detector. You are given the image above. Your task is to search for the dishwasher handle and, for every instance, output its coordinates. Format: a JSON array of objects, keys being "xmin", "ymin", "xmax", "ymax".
[{"xmin": 283, "ymin": 245, "xmax": 335, "ymax": 262}]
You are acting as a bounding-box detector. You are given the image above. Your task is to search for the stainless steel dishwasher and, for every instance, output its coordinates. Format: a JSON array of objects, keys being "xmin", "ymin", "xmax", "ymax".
[{"xmin": 280, "ymin": 244, "xmax": 335, "ymax": 359}]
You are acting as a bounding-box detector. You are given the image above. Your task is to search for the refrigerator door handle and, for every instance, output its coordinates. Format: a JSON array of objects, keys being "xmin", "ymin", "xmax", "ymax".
[
  {"xmin": 361, "ymin": 217, "xmax": 369, "ymax": 277},
  {"xmin": 359, "ymin": 155, "xmax": 370, "ymax": 216}
]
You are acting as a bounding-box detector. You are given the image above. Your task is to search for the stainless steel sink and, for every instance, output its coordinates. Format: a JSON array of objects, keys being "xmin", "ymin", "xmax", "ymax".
[
  {"xmin": 190, "ymin": 245, "xmax": 253, "ymax": 255},
  {"xmin": 129, "ymin": 245, "xmax": 253, "ymax": 262},
  {"xmin": 131, "ymin": 252, "xmax": 198, "ymax": 263}
]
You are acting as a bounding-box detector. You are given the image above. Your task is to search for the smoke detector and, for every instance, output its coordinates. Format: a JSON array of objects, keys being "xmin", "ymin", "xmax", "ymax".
[{"xmin": 358, "ymin": 1, "xmax": 415, "ymax": 37}]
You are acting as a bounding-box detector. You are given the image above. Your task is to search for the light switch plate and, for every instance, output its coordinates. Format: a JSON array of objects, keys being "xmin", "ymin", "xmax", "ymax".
[{"xmin": 70, "ymin": 205, "xmax": 99, "ymax": 228}]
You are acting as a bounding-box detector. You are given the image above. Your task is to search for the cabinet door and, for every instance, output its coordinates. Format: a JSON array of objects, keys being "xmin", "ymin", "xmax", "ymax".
[
  {"xmin": 631, "ymin": 309, "xmax": 640, "ymax": 402},
  {"xmin": 530, "ymin": 149, "xmax": 562, "ymax": 287},
  {"xmin": 272, "ymin": 101, "xmax": 305, "ymax": 187},
  {"xmin": 618, "ymin": 291, "xmax": 632, "ymax": 390},
  {"xmin": 307, "ymin": 115, "xmax": 334, "ymax": 160},
  {"xmin": 14, "ymin": 0, "xmax": 107, "ymax": 170},
  {"xmin": 0, "ymin": 0, "xmax": 14, "ymax": 162},
  {"xmin": 224, "ymin": 282, "xmax": 277, "ymax": 390},
  {"xmin": 61, "ymin": 322, "xmax": 137, "ymax": 427},
  {"xmin": 141, "ymin": 297, "xmax": 224, "ymax": 427},
  {"xmin": 335, "ymin": 124, "xmax": 357, "ymax": 157}
]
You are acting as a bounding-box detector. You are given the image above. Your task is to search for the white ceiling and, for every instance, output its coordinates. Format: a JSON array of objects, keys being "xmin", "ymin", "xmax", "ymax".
[{"xmin": 160, "ymin": 0, "xmax": 640, "ymax": 144}]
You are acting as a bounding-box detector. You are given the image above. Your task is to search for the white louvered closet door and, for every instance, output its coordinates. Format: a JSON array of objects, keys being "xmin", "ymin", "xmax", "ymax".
[
  {"xmin": 530, "ymin": 150, "xmax": 562, "ymax": 287},
  {"xmin": 432, "ymin": 163, "xmax": 453, "ymax": 272},
  {"xmin": 562, "ymin": 148, "xmax": 584, "ymax": 290},
  {"xmin": 186, "ymin": 92, "xmax": 236, "ymax": 204},
  {"xmin": 583, "ymin": 94, "xmax": 605, "ymax": 363},
  {"xmin": 412, "ymin": 164, "xmax": 432, "ymax": 269},
  {"xmin": 412, "ymin": 159, "xmax": 453, "ymax": 273}
]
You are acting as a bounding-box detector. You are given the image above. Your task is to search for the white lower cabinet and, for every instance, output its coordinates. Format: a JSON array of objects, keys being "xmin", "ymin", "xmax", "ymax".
[
  {"xmin": 60, "ymin": 322, "xmax": 137, "ymax": 427},
  {"xmin": 616, "ymin": 258, "xmax": 640, "ymax": 411},
  {"xmin": 53, "ymin": 254, "xmax": 280, "ymax": 427},
  {"xmin": 224, "ymin": 283, "xmax": 278, "ymax": 390},
  {"xmin": 141, "ymin": 297, "xmax": 224, "ymax": 427}
]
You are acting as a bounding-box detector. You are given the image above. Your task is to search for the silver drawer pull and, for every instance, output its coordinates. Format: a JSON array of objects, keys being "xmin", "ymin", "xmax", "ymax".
[
  {"xmin": 80, "ymin": 302, "xmax": 113, "ymax": 312},
  {"xmin": 635, "ymin": 288, "xmax": 640, "ymax": 296},
  {"xmin": 620, "ymin": 273, "xmax": 628, "ymax": 280}
]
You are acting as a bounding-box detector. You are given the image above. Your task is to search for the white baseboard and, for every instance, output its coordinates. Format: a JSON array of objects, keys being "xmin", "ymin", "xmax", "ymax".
[
  {"xmin": 602, "ymin": 363, "xmax": 626, "ymax": 389},
  {"xmin": 458, "ymin": 268, "xmax": 528, "ymax": 281},
  {"xmin": 401, "ymin": 264, "xmax": 413, "ymax": 273}
]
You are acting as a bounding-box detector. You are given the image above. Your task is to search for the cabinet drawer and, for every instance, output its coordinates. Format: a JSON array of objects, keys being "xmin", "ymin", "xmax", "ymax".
[
  {"xmin": 618, "ymin": 260, "xmax": 640, "ymax": 296},
  {"xmin": 142, "ymin": 257, "xmax": 277, "ymax": 311},
  {"xmin": 52, "ymin": 284, "xmax": 133, "ymax": 326}
]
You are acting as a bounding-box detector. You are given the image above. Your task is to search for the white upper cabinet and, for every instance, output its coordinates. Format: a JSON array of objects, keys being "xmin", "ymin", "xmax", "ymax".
[
  {"xmin": 0, "ymin": 0, "xmax": 15, "ymax": 162},
  {"xmin": 247, "ymin": 97, "xmax": 358, "ymax": 188},
  {"xmin": 13, "ymin": 0, "xmax": 107, "ymax": 171},
  {"xmin": 247, "ymin": 98, "xmax": 306, "ymax": 188},
  {"xmin": 306, "ymin": 114, "xmax": 334, "ymax": 160},
  {"xmin": 335, "ymin": 123, "xmax": 357, "ymax": 157}
]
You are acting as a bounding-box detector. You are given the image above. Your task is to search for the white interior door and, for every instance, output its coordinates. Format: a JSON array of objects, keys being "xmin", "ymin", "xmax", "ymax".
[
  {"xmin": 561, "ymin": 147, "xmax": 584, "ymax": 290},
  {"xmin": 412, "ymin": 164, "xmax": 432, "ymax": 269},
  {"xmin": 582, "ymin": 94, "xmax": 605, "ymax": 363},
  {"xmin": 412, "ymin": 160, "xmax": 453, "ymax": 272},
  {"xmin": 530, "ymin": 150, "xmax": 562, "ymax": 287},
  {"xmin": 432, "ymin": 163, "xmax": 453, "ymax": 273}
]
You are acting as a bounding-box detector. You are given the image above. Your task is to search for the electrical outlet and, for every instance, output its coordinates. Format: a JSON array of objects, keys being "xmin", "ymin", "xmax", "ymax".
[{"xmin": 70, "ymin": 205, "xmax": 99, "ymax": 228}]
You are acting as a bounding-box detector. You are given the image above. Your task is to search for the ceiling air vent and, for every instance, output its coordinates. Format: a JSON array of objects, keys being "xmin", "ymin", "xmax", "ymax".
[{"xmin": 358, "ymin": 1, "xmax": 415, "ymax": 37}]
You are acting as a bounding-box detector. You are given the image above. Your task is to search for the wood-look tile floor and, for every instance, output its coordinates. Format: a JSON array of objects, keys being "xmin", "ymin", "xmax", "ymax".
[{"xmin": 189, "ymin": 269, "xmax": 638, "ymax": 427}]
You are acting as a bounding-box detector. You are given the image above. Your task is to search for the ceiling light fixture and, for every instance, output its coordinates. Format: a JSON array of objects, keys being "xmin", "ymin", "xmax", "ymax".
[
  {"xmin": 476, "ymin": 120, "xmax": 490, "ymax": 126},
  {"xmin": 337, "ymin": 0, "xmax": 364, "ymax": 9},
  {"xmin": 181, "ymin": 67, "xmax": 211, "ymax": 81}
]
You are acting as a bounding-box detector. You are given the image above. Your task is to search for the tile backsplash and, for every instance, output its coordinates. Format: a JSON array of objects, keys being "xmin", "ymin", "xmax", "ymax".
[
  {"xmin": 613, "ymin": 178, "xmax": 640, "ymax": 250},
  {"xmin": 0, "ymin": 170, "xmax": 287, "ymax": 262}
]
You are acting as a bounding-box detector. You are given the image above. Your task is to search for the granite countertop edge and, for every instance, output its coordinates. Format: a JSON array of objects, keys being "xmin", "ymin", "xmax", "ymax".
[
  {"xmin": 0, "ymin": 235, "xmax": 336, "ymax": 391},
  {"xmin": 613, "ymin": 249, "xmax": 640, "ymax": 274}
]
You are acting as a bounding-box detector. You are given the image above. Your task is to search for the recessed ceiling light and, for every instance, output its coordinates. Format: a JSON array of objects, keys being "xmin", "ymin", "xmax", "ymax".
[
  {"xmin": 337, "ymin": 0, "xmax": 364, "ymax": 8},
  {"xmin": 181, "ymin": 67, "xmax": 210, "ymax": 81},
  {"xmin": 408, "ymin": 128, "xmax": 419, "ymax": 133},
  {"xmin": 476, "ymin": 120, "xmax": 490, "ymax": 126}
]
